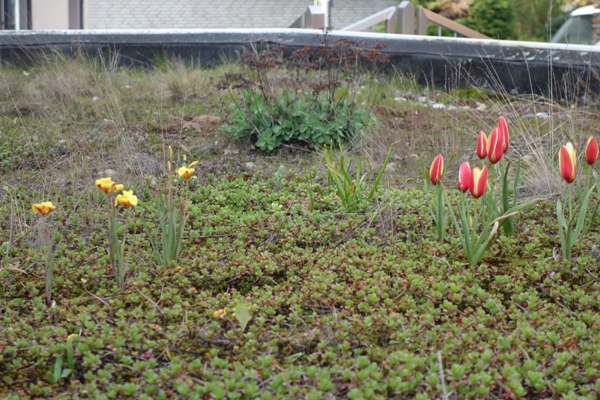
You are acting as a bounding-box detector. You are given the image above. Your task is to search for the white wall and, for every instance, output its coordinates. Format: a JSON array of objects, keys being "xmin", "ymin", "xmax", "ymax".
[{"xmin": 32, "ymin": 0, "xmax": 70, "ymax": 29}]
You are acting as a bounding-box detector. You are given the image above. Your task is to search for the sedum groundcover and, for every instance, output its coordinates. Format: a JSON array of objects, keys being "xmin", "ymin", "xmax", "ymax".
[{"xmin": 2, "ymin": 172, "xmax": 600, "ymax": 399}]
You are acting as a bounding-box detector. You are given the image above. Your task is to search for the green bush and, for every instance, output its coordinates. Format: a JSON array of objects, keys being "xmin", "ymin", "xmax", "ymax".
[
  {"xmin": 512, "ymin": 0, "xmax": 567, "ymax": 41},
  {"xmin": 221, "ymin": 89, "xmax": 373, "ymax": 152},
  {"xmin": 462, "ymin": 0, "xmax": 515, "ymax": 40}
]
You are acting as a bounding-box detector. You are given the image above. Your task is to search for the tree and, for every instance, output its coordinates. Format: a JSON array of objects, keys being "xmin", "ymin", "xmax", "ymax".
[
  {"xmin": 512, "ymin": 0, "xmax": 567, "ymax": 41},
  {"xmin": 462, "ymin": 0, "xmax": 515, "ymax": 39}
]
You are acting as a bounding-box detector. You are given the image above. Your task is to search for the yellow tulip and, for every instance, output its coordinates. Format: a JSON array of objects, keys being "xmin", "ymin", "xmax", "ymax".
[
  {"xmin": 115, "ymin": 190, "xmax": 138, "ymax": 209},
  {"xmin": 176, "ymin": 161, "xmax": 199, "ymax": 179},
  {"xmin": 32, "ymin": 202, "xmax": 57, "ymax": 216},
  {"xmin": 95, "ymin": 177, "xmax": 120, "ymax": 194}
]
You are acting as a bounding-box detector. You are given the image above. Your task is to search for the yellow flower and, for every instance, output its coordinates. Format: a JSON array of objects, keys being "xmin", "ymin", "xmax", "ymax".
[
  {"xmin": 32, "ymin": 202, "xmax": 57, "ymax": 216},
  {"xmin": 95, "ymin": 177, "xmax": 123, "ymax": 194},
  {"xmin": 176, "ymin": 161, "xmax": 199, "ymax": 179},
  {"xmin": 115, "ymin": 190, "xmax": 138, "ymax": 209},
  {"xmin": 66, "ymin": 334, "xmax": 79, "ymax": 342},
  {"xmin": 213, "ymin": 308, "xmax": 227, "ymax": 319}
]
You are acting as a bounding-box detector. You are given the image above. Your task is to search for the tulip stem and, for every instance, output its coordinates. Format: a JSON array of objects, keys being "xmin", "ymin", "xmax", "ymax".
[
  {"xmin": 107, "ymin": 195, "xmax": 116, "ymax": 276},
  {"xmin": 557, "ymin": 183, "xmax": 596, "ymax": 263},
  {"xmin": 435, "ymin": 184, "xmax": 445, "ymax": 242},
  {"xmin": 501, "ymin": 161, "xmax": 516, "ymax": 236},
  {"xmin": 40, "ymin": 217, "xmax": 55, "ymax": 307}
]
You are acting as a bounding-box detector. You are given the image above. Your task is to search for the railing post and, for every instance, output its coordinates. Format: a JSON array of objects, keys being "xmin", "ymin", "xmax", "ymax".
[
  {"xmin": 316, "ymin": 0, "xmax": 331, "ymax": 29},
  {"xmin": 385, "ymin": 8, "xmax": 398, "ymax": 33},
  {"xmin": 417, "ymin": 7, "xmax": 428, "ymax": 35},
  {"xmin": 306, "ymin": 5, "xmax": 326, "ymax": 29},
  {"xmin": 397, "ymin": 1, "xmax": 414, "ymax": 34}
]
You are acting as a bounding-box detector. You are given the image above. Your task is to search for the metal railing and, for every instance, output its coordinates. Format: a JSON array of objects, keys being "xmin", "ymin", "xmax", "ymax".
[
  {"xmin": 339, "ymin": 6, "xmax": 398, "ymax": 33},
  {"xmin": 290, "ymin": 6, "xmax": 325, "ymax": 29},
  {"xmin": 290, "ymin": 5, "xmax": 326, "ymax": 29},
  {"xmin": 416, "ymin": 7, "xmax": 489, "ymax": 39},
  {"xmin": 290, "ymin": 0, "xmax": 330, "ymax": 30},
  {"xmin": 292, "ymin": 0, "xmax": 490, "ymax": 40}
]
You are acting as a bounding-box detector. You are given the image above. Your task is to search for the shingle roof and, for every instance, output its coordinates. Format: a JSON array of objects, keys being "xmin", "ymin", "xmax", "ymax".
[{"xmin": 84, "ymin": 0, "xmax": 398, "ymax": 30}]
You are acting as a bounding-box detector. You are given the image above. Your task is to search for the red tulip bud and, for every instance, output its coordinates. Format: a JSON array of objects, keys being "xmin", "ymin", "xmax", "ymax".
[
  {"xmin": 470, "ymin": 166, "xmax": 488, "ymax": 199},
  {"xmin": 559, "ymin": 143, "xmax": 576, "ymax": 184},
  {"xmin": 487, "ymin": 128, "xmax": 504, "ymax": 164},
  {"xmin": 476, "ymin": 131, "xmax": 487, "ymax": 159},
  {"xmin": 585, "ymin": 136, "xmax": 598, "ymax": 165},
  {"xmin": 429, "ymin": 153, "xmax": 444, "ymax": 185},
  {"xmin": 457, "ymin": 161, "xmax": 471, "ymax": 192},
  {"xmin": 497, "ymin": 116, "xmax": 509, "ymax": 153}
]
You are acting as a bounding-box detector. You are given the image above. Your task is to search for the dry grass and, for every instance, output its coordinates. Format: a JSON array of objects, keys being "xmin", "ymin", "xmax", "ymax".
[{"xmin": 1, "ymin": 52, "xmax": 598, "ymax": 205}]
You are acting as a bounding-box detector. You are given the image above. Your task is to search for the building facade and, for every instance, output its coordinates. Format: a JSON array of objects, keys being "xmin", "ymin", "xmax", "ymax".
[{"xmin": 2, "ymin": 0, "xmax": 398, "ymax": 31}]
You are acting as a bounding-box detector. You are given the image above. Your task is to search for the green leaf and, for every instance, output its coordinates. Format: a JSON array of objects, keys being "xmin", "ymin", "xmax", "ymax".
[
  {"xmin": 66, "ymin": 339, "xmax": 75, "ymax": 371},
  {"xmin": 556, "ymin": 199, "xmax": 567, "ymax": 230},
  {"xmin": 53, "ymin": 356, "xmax": 63, "ymax": 384},
  {"xmin": 572, "ymin": 184, "xmax": 596, "ymax": 246},
  {"xmin": 234, "ymin": 305, "xmax": 252, "ymax": 332}
]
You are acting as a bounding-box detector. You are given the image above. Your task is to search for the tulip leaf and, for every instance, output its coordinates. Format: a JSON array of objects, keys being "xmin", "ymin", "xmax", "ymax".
[
  {"xmin": 234, "ymin": 305, "xmax": 252, "ymax": 332},
  {"xmin": 473, "ymin": 221, "xmax": 500, "ymax": 264},
  {"xmin": 556, "ymin": 199, "xmax": 566, "ymax": 229},
  {"xmin": 572, "ymin": 184, "xmax": 595, "ymax": 246},
  {"xmin": 53, "ymin": 356, "xmax": 63, "ymax": 384},
  {"xmin": 512, "ymin": 160, "xmax": 521, "ymax": 207},
  {"xmin": 556, "ymin": 200, "xmax": 568, "ymax": 258}
]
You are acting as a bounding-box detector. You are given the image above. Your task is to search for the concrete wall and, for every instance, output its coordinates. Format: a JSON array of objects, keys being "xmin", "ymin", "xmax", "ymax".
[
  {"xmin": 82, "ymin": 0, "xmax": 398, "ymax": 30},
  {"xmin": 1, "ymin": 30, "xmax": 598, "ymax": 101}
]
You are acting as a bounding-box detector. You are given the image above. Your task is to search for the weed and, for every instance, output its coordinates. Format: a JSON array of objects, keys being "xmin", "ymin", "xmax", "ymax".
[
  {"xmin": 324, "ymin": 144, "xmax": 391, "ymax": 212},
  {"xmin": 217, "ymin": 34, "xmax": 389, "ymax": 151}
]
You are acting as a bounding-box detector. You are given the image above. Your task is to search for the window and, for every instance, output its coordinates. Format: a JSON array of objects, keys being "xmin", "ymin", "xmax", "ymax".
[{"xmin": 2, "ymin": 0, "xmax": 15, "ymax": 29}]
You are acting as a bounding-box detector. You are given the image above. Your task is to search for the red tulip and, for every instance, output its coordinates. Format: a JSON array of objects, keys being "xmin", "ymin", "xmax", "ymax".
[
  {"xmin": 470, "ymin": 166, "xmax": 488, "ymax": 199},
  {"xmin": 487, "ymin": 128, "xmax": 504, "ymax": 164},
  {"xmin": 457, "ymin": 161, "xmax": 471, "ymax": 192},
  {"xmin": 585, "ymin": 136, "xmax": 598, "ymax": 165},
  {"xmin": 559, "ymin": 143, "xmax": 576, "ymax": 184},
  {"xmin": 476, "ymin": 131, "xmax": 488, "ymax": 159},
  {"xmin": 429, "ymin": 153, "xmax": 444, "ymax": 185},
  {"xmin": 497, "ymin": 116, "xmax": 509, "ymax": 152}
]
